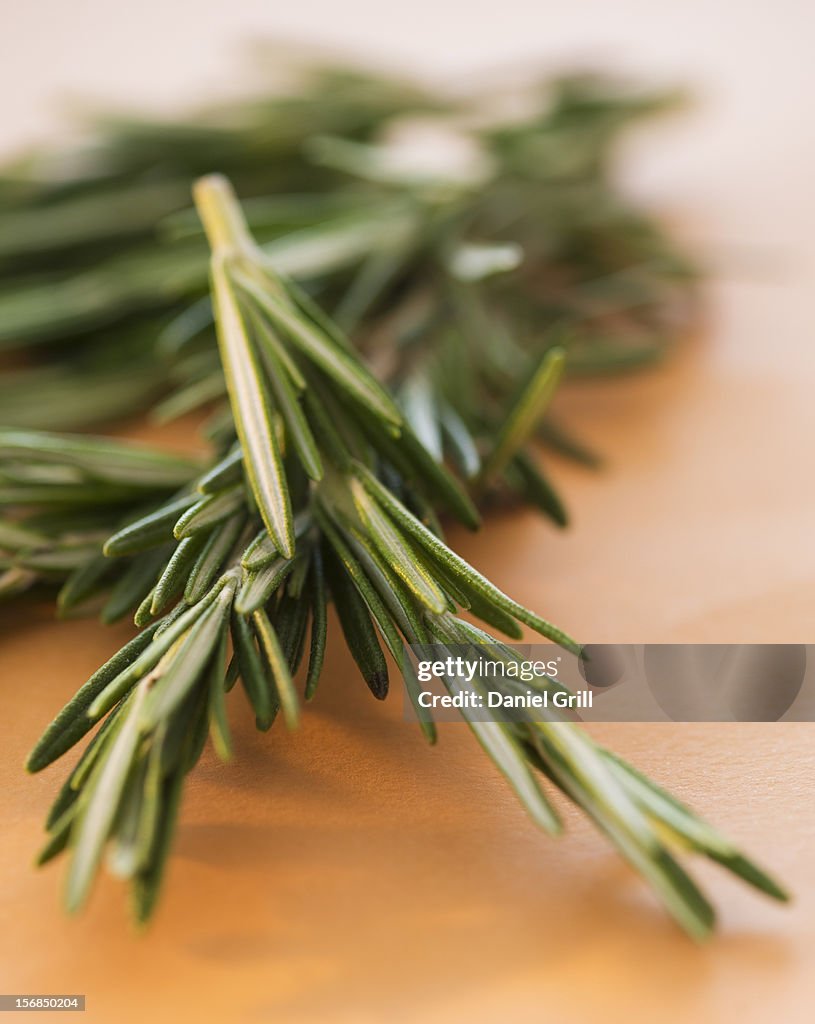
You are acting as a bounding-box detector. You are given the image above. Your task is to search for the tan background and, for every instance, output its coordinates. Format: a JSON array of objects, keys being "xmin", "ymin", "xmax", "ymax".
[{"xmin": 1, "ymin": 1, "xmax": 814, "ymax": 1021}]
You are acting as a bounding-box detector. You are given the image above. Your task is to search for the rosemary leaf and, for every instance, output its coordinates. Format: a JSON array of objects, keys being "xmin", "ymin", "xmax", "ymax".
[
  {"xmin": 140, "ymin": 581, "xmax": 236, "ymax": 730},
  {"xmin": 196, "ymin": 447, "xmax": 243, "ymax": 493},
  {"xmin": 506, "ymin": 452, "xmax": 568, "ymax": 528},
  {"xmin": 248, "ymin": 306, "xmax": 324, "ymax": 480},
  {"xmin": 131, "ymin": 767, "xmax": 185, "ymax": 925},
  {"xmin": 274, "ymin": 590, "xmax": 311, "ymax": 675},
  {"xmin": 241, "ymin": 527, "xmax": 279, "ymax": 569},
  {"xmin": 252, "ymin": 609, "xmax": 300, "ymax": 729},
  {"xmin": 234, "ymin": 269, "xmax": 403, "ymax": 432},
  {"xmin": 65, "ymin": 687, "xmax": 147, "ymax": 913},
  {"xmin": 234, "ymin": 555, "xmax": 295, "ymax": 615},
  {"xmin": 151, "ymin": 533, "xmax": 209, "ymax": 615},
  {"xmin": 304, "ymin": 548, "xmax": 327, "ymax": 701},
  {"xmin": 480, "ymin": 346, "xmax": 565, "ymax": 483},
  {"xmin": 348, "ymin": 476, "xmax": 448, "ymax": 614},
  {"xmin": 231, "ymin": 613, "xmax": 275, "ymax": 730},
  {"xmin": 353, "ymin": 461, "xmax": 580, "ymax": 651},
  {"xmin": 89, "ymin": 575, "xmax": 234, "ymax": 719},
  {"xmin": 0, "ymin": 430, "xmax": 200, "ymax": 488},
  {"xmin": 56, "ymin": 552, "xmax": 113, "ymax": 616},
  {"xmin": 208, "ymin": 253, "xmax": 294, "ymax": 556},
  {"xmin": 207, "ymin": 628, "xmax": 233, "ymax": 762},
  {"xmin": 103, "ymin": 495, "xmax": 197, "ymax": 557},
  {"xmin": 101, "ymin": 547, "xmax": 170, "ymax": 624},
  {"xmin": 323, "ymin": 546, "xmax": 389, "ymax": 700},
  {"xmin": 173, "ymin": 485, "xmax": 244, "ymax": 539},
  {"xmin": 184, "ymin": 513, "xmax": 245, "ymax": 603},
  {"xmin": 36, "ymin": 804, "xmax": 77, "ymax": 867},
  {"xmin": 26, "ymin": 624, "xmax": 160, "ymax": 773}
]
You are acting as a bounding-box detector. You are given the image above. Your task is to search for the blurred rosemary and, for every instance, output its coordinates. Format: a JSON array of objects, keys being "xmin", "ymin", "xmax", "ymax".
[{"xmin": 0, "ymin": 62, "xmax": 787, "ymax": 936}]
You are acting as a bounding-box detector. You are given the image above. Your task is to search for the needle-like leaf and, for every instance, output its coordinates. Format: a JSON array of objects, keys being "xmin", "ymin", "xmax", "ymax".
[
  {"xmin": 480, "ymin": 346, "xmax": 566, "ymax": 483},
  {"xmin": 65, "ymin": 687, "xmax": 146, "ymax": 913},
  {"xmin": 252, "ymin": 609, "xmax": 300, "ymax": 729},
  {"xmin": 208, "ymin": 254, "xmax": 294, "ymax": 556}
]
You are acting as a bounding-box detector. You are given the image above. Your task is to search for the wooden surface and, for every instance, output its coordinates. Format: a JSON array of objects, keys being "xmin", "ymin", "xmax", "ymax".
[
  {"xmin": 2, "ymin": 323, "xmax": 814, "ymax": 1021},
  {"xmin": 3, "ymin": 5, "xmax": 815, "ymax": 1019}
]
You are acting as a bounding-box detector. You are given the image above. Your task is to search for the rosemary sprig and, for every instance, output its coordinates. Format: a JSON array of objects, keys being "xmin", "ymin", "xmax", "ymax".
[
  {"xmin": 12, "ymin": 176, "xmax": 786, "ymax": 938},
  {"xmin": 0, "ymin": 66, "xmax": 695, "ymax": 497}
]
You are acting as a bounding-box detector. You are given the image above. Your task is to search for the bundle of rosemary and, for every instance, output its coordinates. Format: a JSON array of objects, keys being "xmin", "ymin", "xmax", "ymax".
[{"xmin": 0, "ymin": 62, "xmax": 787, "ymax": 937}]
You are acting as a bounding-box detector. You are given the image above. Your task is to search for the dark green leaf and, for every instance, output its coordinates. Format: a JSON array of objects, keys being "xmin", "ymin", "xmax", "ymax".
[
  {"xmin": 26, "ymin": 623, "xmax": 160, "ymax": 773},
  {"xmin": 173, "ymin": 485, "xmax": 244, "ymax": 539},
  {"xmin": 252, "ymin": 608, "xmax": 300, "ymax": 728},
  {"xmin": 104, "ymin": 495, "xmax": 197, "ymax": 557},
  {"xmin": 231, "ymin": 613, "xmax": 275, "ymax": 730},
  {"xmin": 323, "ymin": 547, "xmax": 389, "ymax": 700},
  {"xmin": 184, "ymin": 513, "xmax": 245, "ymax": 603}
]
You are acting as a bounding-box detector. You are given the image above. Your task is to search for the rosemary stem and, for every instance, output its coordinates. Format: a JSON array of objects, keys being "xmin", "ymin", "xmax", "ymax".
[{"xmin": 192, "ymin": 174, "xmax": 254, "ymax": 254}]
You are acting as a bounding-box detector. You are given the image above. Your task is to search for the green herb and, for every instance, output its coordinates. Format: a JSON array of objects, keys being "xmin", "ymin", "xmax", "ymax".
[{"xmin": 0, "ymin": 62, "xmax": 786, "ymax": 937}]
